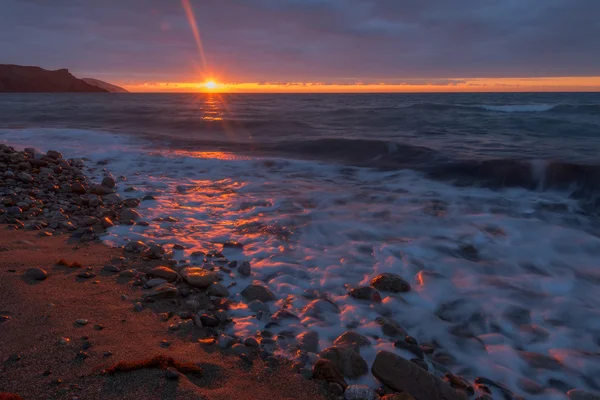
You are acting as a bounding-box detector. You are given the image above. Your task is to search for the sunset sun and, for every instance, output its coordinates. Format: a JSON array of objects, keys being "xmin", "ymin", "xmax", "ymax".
[{"xmin": 204, "ymin": 81, "xmax": 217, "ymax": 90}]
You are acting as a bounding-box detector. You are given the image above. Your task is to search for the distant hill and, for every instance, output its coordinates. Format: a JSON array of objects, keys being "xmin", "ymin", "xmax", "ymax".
[
  {"xmin": 82, "ymin": 78, "xmax": 128, "ymax": 93},
  {"xmin": 0, "ymin": 64, "xmax": 114, "ymax": 93}
]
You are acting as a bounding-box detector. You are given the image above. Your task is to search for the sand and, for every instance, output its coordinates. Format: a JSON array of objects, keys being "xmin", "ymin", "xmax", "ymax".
[{"xmin": 0, "ymin": 229, "xmax": 328, "ymax": 400}]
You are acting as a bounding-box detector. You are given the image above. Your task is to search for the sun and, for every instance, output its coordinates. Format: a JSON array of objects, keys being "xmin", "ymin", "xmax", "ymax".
[{"xmin": 204, "ymin": 81, "xmax": 217, "ymax": 90}]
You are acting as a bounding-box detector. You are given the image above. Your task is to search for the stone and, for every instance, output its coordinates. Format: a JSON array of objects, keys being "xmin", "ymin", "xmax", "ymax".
[
  {"xmin": 349, "ymin": 286, "xmax": 382, "ymax": 302},
  {"xmin": 207, "ymin": 282, "xmax": 230, "ymax": 297},
  {"xmin": 241, "ymin": 283, "xmax": 276, "ymax": 302},
  {"xmin": 218, "ymin": 333, "xmax": 236, "ymax": 349},
  {"xmin": 313, "ymin": 359, "xmax": 347, "ymax": 389},
  {"xmin": 370, "ymin": 273, "xmax": 411, "ymax": 292},
  {"xmin": 344, "ymin": 385, "xmax": 377, "ymax": 400},
  {"xmin": 297, "ymin": 331, "xmax": 319, "ymax": 353},
  {"xmin": 567, "ymin": 389, "xmax": 600, "ymax": 400},
  {"xmin": 238, "ymin": 260, "xmax": 251, "ymax": 277},
  {"xmin": 180, "ymin": 267, "xmax": 218, "ymax": 289},
  {"xmin": 381, "ymin": 395, "xmax": 415, "ymax": 400},
  {"xmin": 302, "ymin": 299, "xmax": 340, "ymax": 318},
  {"xmin": 89, "ymin": 184, "xmax": 113, "ymax": 195},
  {"xmin": 18, "ymin": 172, "xmax": 33, "ymax": 183},
  {"xmin": 46, "ymin": 150, "xmax": 62, "ymax": 159},
  {"xmin": 333, "ymin": 331, "xmax": 371, "ymax": 351},
  {"xmin": 124, "ymin": 241, "xmax": 149, "ymax": 253},
  {"xmin": 375, "ymin": 317, "xmax": 407, "ymax": 338},
  {"xmin": 77, "ymin": 271, "xmax": 96, "ymax": 279},
  {"xmin": 244, "ymin": 337, "xmax": 259, "ymax": 347},
  {"xmin": 148, "ymin": 266, "xmax": 178, "ymax": 282},
  {"xmin": 146, "ymin": 278, "xmax": 168, "ymax": 288},
  {"xmin": 200, "ymin": 314, "xmax": 219, "ymax": 327},
  {"xmin": 101, "ymin": 217, "xmax": 114, "ymax": 229},
  {"xmin": 272, "ymin": 309, "xmax": 300, "ymax": 321},
  {"xmin": 84, "ymin": 217, "xmax": 98, "ymax": 226},
  {"xmin": 142, "ymin": 283, "xmax": 178, "ymax": 300},
  {"xmin": 319, "ymin": 346, "xmax": 368, "ymax": 379},
  {"xmin": 120, "ymin": 209, "xmax": 141, "ymax": 221},
  {"xmin": 75, "ymin": 319, "xmax": 89, "ymax": 325},
  {"xmin": 371, "ymin": 350, "xmax": 467, "ymax": 400},
  {"xmin": 101, "ymin": 176, "xmax": 116, "ymax": 188},
  {"xmin": 329, "ymin": 382, "xmax": 345, "ymax": 396},
  {"xmin": 164, "ymin": 367, "xmax": 180, "ymax": 380},
  {"xmin": 102, "ymin": 264, "xmax": 120, "ymax": 273},
  {"xmin": 25, "ymin": 268, "xmax": 48, "ymax": 281},
  {"xmin": 72, "ymin": 182, "xmax": 86, "ymax": 194}
]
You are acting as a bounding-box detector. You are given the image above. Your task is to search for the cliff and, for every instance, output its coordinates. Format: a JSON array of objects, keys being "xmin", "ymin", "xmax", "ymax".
[
  {"xmin": 82, "ymin": 78, "xmax": 128, "ymax": 93},
  {"xmin": 0, "ymin": 64, "xmax": 108, "ymax": 93}
]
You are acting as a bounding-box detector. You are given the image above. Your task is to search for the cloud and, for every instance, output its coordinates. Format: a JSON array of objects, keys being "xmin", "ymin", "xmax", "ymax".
[{"xmin": 1, "ymin": 0, "xmax": 599, "ymax": 83}]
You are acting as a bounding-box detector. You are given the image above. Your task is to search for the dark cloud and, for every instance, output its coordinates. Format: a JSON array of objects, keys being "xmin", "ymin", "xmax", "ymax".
[{"xmin": 1, "ymin": 0, "xmax": 598, "ymax": 82}]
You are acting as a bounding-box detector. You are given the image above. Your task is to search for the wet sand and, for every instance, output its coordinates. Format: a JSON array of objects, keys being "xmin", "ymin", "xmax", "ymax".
[{"xmin": 0, "ymin": 230, "xmax": 327, "ymax": 400}]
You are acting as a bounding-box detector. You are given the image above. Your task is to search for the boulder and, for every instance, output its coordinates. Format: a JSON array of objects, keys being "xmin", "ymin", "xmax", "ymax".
[
  {"xmin": 25, "ymin": 268, "xmax": 48, "ymax": 281},
  {"xmin": 349, "ymin": 286, "xmax": 382, "ymax": 302},
  {"xmin": 240, "ymin": 283, "xmax": 276, "ymax": 302},
  {"xmin": 319, "ymin": 346, "xmax": 368, "ymax": 379},
  {"xmin": 333, "ymin": 331, "xmax": 371, "ymax": 352},
  {"xmin": 344, "ymin": 385, "xmax": 377, "ymax": 400},
  {"xmin": 148, "ymin": 266, "xmax": 178, "ymax": 282},
  {"xmin": 376, "ymin": 317, "xmax": 407, "ymax": 338},
  {"xmin": 371, "ymin": 351, "xmax": 467, "ymax": 400},
  {"xmin": 371, "ymin": 273, "xmax": 411, "ymax": 292},
  {"xmin": 120, "ymin": 209, "xmax": 141, "ymax": 221},
  {"xmin": 180, "ymin": 267, "xmax": 218, "ymax": 289},
  {"xmin": 296, "ymin": 330, "xmax": 319, "ymax": 353},
  {"xmin": 313, "ymin": 359, "xmax": 347, "ymax": 389}
]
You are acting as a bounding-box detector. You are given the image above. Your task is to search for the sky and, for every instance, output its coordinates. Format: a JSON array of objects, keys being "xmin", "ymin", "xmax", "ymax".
[{"xmin": 1, "ymin": 0, "xmax": 599, "ymax": 92}]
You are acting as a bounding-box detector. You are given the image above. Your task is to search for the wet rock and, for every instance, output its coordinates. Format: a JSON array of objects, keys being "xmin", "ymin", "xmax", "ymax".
[
  {"xmin": 146, "ymin": 278, "xmax": 168, "ymax": 288},
  {"xmin": 240, "ymin": 283, "xmax": 276, "ymax": 302},
  {"xmin": 411, "ymin": 358, "xmax": 429, "ymax": 371},
  {"xmin": 219, "ymin": 333, "xmax": 236, "ymax": 349},
  {"xmin": 344, "ymin": 385, "xmax": 377, "ymax": 400},
  {"xmin": 46, "ymin": 150, "xmax": 62, "ymax": 160},
  {"xmin": 238, "ymin": 260, "xmax": 251, "ymax": 277},
  {"xmin": 519, "ymin": 351, "xmax": 562, "ymax": 370},
  {"xmin": 124, "ymin": 241, "xmax": 149, "ymax": 253},
  {"xmin": 329, "ymin": 382, "xmax": 345, "ymax": 396},
  {"xmin": 319, "ymin": 346, "xmax": 368, "ymax": 379},
  {"xmin": 75, "ymin": 319, "xmax": 89, "ymax": 325},
  {"xmin": 244, "ymin": 337, "xmax": 259, "ymax": 347},
  {"xmin": 207, "ymin": 282, "xmax": 230, "ymax": 297},
  {"xmin": 77, "ymin": 270, "xmax": 96, "ymax": 279},
  {"xmin": 272, "ymin": 309, "xmax": 300, "ymax": 321},
  {"xmin": 19, "ymin": 172, "xmax": 33, "ymax": 183},
  {"xmin": 503, "ymin": 304, "xmax": 532, "ymax": 325},
  {"xmin": 120, "ymin": 208, "xmax": 141, "ymax": 221},
  {"xmin": 101, "ymin": 217, "xmax": 114, "ymax": 228},
  {"xmin": 180, "ymin": 267, "xmax": 218, "ymax": 289},
  {"xmin": 297, "ymin": 331, "xmax": 319, "ymax": 353},
  {"xmin": 381, "ymin": 394, "xmax": 416, "ymax": 400},
  {"xmin": 89, "ymin": 184, "xmax": 113, "ymax": 195},
  {"xmin": 333, "ymin": 331, "xmax": 371, "ymax": 352},
  {"xmin": 568, "ymin": 389, "xmax": 600, "ymax": 400},
  {"xmin": 248, "ymin": 300, "xmax": 269, "ymax": 313},
  {"xmin": 370, "ymin": 273, "xmax": 411, "ymax": 292},
  {"xmin": 164, "ymin": 367, "xmax": 180, "ymax": 380},
  {"xmin": 25, "ymin": 268, "xmax": 48, "ymax": 281},
  {"xmin": 148, "ymin": 266, "xmax": 178, "ymax": 282},
  {"xmin": 302, "ymin": 299, "xmax": 340, "ymax": 319},
  {"xmin": 372, "ymin": 351, "xmax": 468, "ymax": 400},
  {"xmin": 313, "ymin": 359, "xmax": 347, "ymax": 389},
  {"xmin": 445, "ymin": 373, "xmax": 474, "ymax": 395},
  {"xmin": 101, "ymin": 176, "xmax": 116, "ymax": 188},
  {"xmin": 199, "ymin": 314, "xmax": 219, "ymax": 327},
  {"xmin": 394, "ymin": 340, "xmax": 424, "ymax": 359},
  {"xmin": 349, "ymin": 286, "xmax": 382, "ymax": 302},
  {"xmin": 375, "ymin": 317, "xmax": 407, "ymax": 338}
]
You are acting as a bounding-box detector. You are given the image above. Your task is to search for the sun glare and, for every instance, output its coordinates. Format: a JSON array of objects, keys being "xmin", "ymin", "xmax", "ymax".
[{"xmin": 205, "ymin": 81, "xmax": 217, "ymax": 90}]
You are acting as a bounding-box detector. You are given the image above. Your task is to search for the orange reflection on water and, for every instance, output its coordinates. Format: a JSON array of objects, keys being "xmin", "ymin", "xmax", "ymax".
[{"xmin": 171, "ymin": 150, "xmax": 249, "ymax": 160}]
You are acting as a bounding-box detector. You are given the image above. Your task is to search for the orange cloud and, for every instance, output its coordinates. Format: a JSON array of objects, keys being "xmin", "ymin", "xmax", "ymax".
[{"xmin": 121, "ymin": 76, "xmax": 600, "ymax": 93}]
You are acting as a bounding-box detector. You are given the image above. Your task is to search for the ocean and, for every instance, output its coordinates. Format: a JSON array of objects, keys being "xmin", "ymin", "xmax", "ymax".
[{"xmin": 2, "ymin": 92, "xmax": 600, "ymax": 398}]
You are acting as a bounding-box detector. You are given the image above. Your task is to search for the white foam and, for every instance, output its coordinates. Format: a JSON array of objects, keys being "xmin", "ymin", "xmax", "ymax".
[{"xmin": 3, "ymin": 127, "xmax": 600, "ymax": 399}]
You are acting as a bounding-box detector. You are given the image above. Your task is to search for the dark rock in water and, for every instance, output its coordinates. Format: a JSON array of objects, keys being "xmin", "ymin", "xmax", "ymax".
[
  {"xmin": 349, "ymin": 286, "xmax": 382, "ymax": 302},
  {"xmin": 296, "ymin": 331, "xmax": 319, "ymax": 353},
  {"xmin": 46, "ymin": 150, "xmax": 62, "ymax": 159},
  {"xmin": 120, "ymin": 209, "xmax": 141, "ymax": 221},
  {"xmin": 405, "ymin": 336, "xmax": 418, "ymax": 345},
  {"xmin": 164, "ymin": 367, "xmax": 180, "ymax": 380},
  {"xmin": 200, "ymin": 314, "xmax": 219, "ymax": 327},
  {"xmin": 142, "ymin": 283, "xmax": 178, "ymax": 300},
  {"xmin": 328, "ymin": 382, "xmax": 344, "ymax": 396},
  {"xmin": 238, "ymin": 260, "xmax": 251, "ymax": 277},
  {"xmin": 371, "ymin": 351, "xmax": 468, "ymax": 400},
  {"xmin": 375, "ymin": 317, "xmax": 407, "ymax": 338},
  {"xmin": 272, "ymin": 309, "xmax": 300, "ymax": 321},
  {"xmin": 567, "ymin": 389, "xmax": 600, "ymax": 400},
  {"xmin": 319, "ymin": 346, "xmax": 368, "ymax": 379},
  {"xmin": 411, "ymin": 358, "xmax": 429, "ymax": 371},
  {"xmin": 344, "ymin": 385, "xmax": 377, "ymax": 400},
  {"xmin": 101, "ymin": 176, "xmax": 115, "ymax": 189},
  {"xmin": 223, "ymin": 240, "xmax": 244, "ymax": 249},
  {"xmin": 313, "ymin": 359, "xmax": 347, "ymax": 389},
  {"xmin": 503, "ymin": 304, "xmax": 532, "ymax": 325},
  {"xmin": 240, "ymin": 283, "xmax": 276, "ymax": 302},
  {"xmin": 370, "ymin": 273, "xmax": 411, "ymax": 292},
  {"xmin": 25, "ymin": 268, "xmax": 48, "ymax": 281},
  {"xmin": 444, "ymin": 373, "xmax": 474, "ymax": 395},
  {"xmin": 333, "ymin": 331, "xmax": 371, "ymax": 351},
  {"xmin": 394, "ymin": 340, "xmax": 424, "ymax": 359},
  {"xmin": 207, "ymin": 282, "xmax": 229, "ymax": 297},
  {"xmin": 302, "ymin": 299, "xmax": 340, "ymax": 318},
  {"xmin": 180, "ymin": 267, "xmax": 217, "ymax": 289},
  {"xmin": 244, "ymin": 337, "xmax": 259, "ymax": 347},
  {"xmin": 519, "ymin": 351, "xmax": 562, "ymax": 370}
]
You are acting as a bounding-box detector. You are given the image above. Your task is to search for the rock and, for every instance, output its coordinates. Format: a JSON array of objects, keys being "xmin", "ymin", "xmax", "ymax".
[
  {"xmin": 375, "ymin": 317, "xmax": 407, "ymax": 338},
  {"xmin": 124, "ymin": 241, "xmax": 149, "ymax": 253},
  {"xmin": 148, "ymin": 266, "xmax": 178, "ymax": 282},
  {"xmin": 329, "ymin": 382, "xmax": 345, "ymax": 396},
  {"xmin": 75, "ymin": 319, "xmax": 89, "ymax": 325},
  {"xmin": 25, "ymin": 268, "xmax": 48, "ymax": 281},
  {"xmin": 218, "ymin": 333, "xmax": 236, "ymax": 349},
  {"xmin": 248, "ymin": 300, "xmax": 269, "ymax": 313},
  {"xmin": 18, "ymin": 172, "xmax": 33, "ymax": 183},
  {"xmin": 349, "ymin": 286, "xmax": 382, "ymax": 302},
  {"xmin": 241, "ymin": 283, "xmax": 276, "ymax": 302},
  {"xmin": 568, "ymin": 389, "xmax": 600, "ymax": 400},
  {"xmin": 370, "ymin": 273, "xmax": 411, "ymax": 292},
  {"xmin": 207, "ymin": 282, "xmax": 229, "ymax": 297},
  {"xmin": 180, "ymin": 267, "xmax": 218, "ymax": 289},
  {"xmin": 102, "ymin": 264, "xmax": 120, "ymax": 273},
  {"xmin": 146, "ymin": 278, "xmax": 168, "ymax": 288},
  {"xmin": 302, "ymin": 299, "xmax": 340, "ymax": 318},
  {"xmin": 89, "ymin": 184, "xmax": 113, "ymax": 195},
  {"xmin": 223, "ymin": 240, "xmax": 244, "ymax": 249},
  {"xmin": 101, "ymin": 176, "xmax": 116, "ymax": 188},
  {"xmin": 519, "ymin": 351, "xmax": 562, "ymax": 370},
  {"xmin": 77, "ymin": 270, "xmax": 96, "ymax": 279},
  {"xmin": 272, "ymin": 309, "xmax": 300, "ymax": 321},
  {"xmin": 313, "ymin": 359, "xmax": 347, "ymax": 389},
  {"xmin": 333, "ymin": 331, "xmax": 371, "ymax": 351},
  {"xmin": 296, "ymin": 331, "xmax": 319, "ymax": 353},
  {"xmin": 120, "ymin": 209, "xmax": 141, "ymax": 221},
  {"xmin": 84, "ymin": 216, "xmax": 98, "ymax": 226},
  {"xmin": 244, "ymin": 337, "xmax": 259, "ymax": 347},
  {"xmin": 142, "ymin": 283, "xmax": 178, "ymax": 299},
  {"xmin": 319, "ymin": 346, "xmax": 368, "ymax": 379},
  {"xmin": 199, "ymin": 314, "xmax": 219, "ymax": 327},
  {"xmin": 164, "ymin": 367, "xmax": 180, "ymax": 380},
  {"xmin": 381, "ymin": 394, "xmax": 416, "ymax": 400},
  {"xmin": 46, "ymin": 150, "xmax": 62, "ymax": 160},
  {"xmin": 371, "ymin": 350, "xmax": 467, "ymax": 400},
  {"xmin": 238, "ymin": 260, "xmax": 251, "ymax": 277},
  {"xmin": 101, "ymin": 217, "xmax": 114, "ymax": 228},
  {"xmin": 72, "ymin": 182, "xmax": 86, "ymax": 194},
  {"xmin": 344, "ymin": 385, "xmax": 377, "ymax": 400}
]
